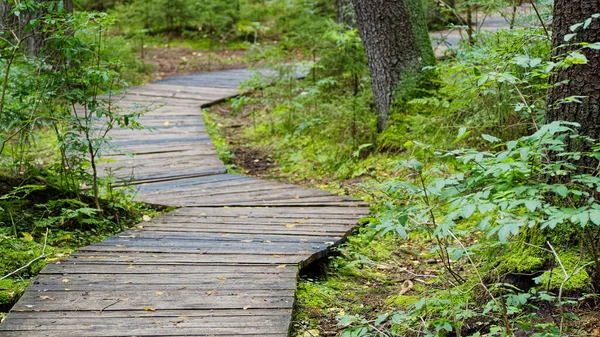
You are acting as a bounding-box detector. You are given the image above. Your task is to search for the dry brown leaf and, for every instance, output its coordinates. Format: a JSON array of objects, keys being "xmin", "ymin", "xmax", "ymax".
[
  {"xmin": 217, "ymin": 277, "xmax": 227, "ymax": 281},
  {"xmin": 399, "ymin": 280, "xmax": 414, "ymax": 296},
  {"xmin": 206, "ymin": 290, "xmax": 216, "ymax": 296}
]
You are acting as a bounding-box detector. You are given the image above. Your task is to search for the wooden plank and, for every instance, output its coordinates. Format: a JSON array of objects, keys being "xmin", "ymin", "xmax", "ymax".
[{"xmin": 41, "ymin": 263, "xmax": 299, "ymax": 275}]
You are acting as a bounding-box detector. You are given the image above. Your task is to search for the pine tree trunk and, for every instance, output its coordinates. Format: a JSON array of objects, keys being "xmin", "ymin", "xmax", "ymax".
[
  {"xmin": 546, "ymin": 0, "xmax": 600, "ymax": 172},
  {"xmin": 351, "ymin": 0, "xmax": 435, "ymax": 132}
]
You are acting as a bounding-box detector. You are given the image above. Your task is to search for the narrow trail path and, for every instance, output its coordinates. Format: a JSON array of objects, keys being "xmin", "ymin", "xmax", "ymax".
[{"xmin": 0, "ymin": 69, "xmax": 369, "ymax": 337}]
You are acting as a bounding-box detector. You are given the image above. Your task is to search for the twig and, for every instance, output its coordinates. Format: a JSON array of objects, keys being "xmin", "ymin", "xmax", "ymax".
[
  {"xmin": 99, "ymin": 298, "xmax": 125, "ymax": 312},
  {"xmin": 1, "ymin": 228, "xmax": 48, "ymax": 281},
  {"xmin": 546, "ymin": 241, "xmax": 593, "ymax": 335},
  {"xmin": 369, "ymin": 324, "xmax": 391, "ymax": 337},
  {"xmin": 448, "ymin": 230, "xmax": 513, "ymax": 337},
  {"xmin": 530, "ymin": 0, "xmax": 551, "ymax": 41}
]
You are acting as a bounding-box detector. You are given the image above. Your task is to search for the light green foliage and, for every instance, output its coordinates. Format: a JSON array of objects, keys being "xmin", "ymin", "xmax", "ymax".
[
  {"xmin": 222, "ymin": 23, "xmax": 378, "ymax": 182},
  {"xmin": 0, "ymin": 2, "xmax": 155, "ymax": 315},
  {"xmin": 111, "ymin": 0, "xmax": 334, "ymax": 47}
]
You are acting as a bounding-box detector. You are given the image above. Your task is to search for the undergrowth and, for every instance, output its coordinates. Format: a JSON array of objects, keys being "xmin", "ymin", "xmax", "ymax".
[{"xmin": 205, "ymin": 4, "xmax": 600, "ymax": 336}]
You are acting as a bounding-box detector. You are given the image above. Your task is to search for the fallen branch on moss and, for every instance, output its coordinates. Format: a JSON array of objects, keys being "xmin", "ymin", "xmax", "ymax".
[{"xmin": 1, "ymin": 228, "xmax": 48, "ymax": 281}]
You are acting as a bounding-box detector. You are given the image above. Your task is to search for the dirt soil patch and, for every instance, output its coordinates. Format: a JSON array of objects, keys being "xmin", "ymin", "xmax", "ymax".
[{"xmin": 142, "ymin": 47, "xmax": 254, "ymax": 81}]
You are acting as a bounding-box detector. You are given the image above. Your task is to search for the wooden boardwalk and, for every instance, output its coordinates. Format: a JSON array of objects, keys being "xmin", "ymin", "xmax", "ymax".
[{"xmin": 0, "ymin": 69, "xmax": 368, "ymax": 336}]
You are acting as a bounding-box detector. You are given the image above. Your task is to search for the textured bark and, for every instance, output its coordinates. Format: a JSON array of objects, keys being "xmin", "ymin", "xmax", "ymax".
[
  {"xmin": 546, "ymin": 0, "xmax": 600, "ymax": 172},
  {"xmin": 351, "ymin": 0, "xmax": 435, "ymax": 132},
  {"xmin": 0, "ymin": 0, "xmax": 73, "ymax": 55},
  {"xmin": 335, "ymin": 0, "xmax": 354, "ymax": 27}
]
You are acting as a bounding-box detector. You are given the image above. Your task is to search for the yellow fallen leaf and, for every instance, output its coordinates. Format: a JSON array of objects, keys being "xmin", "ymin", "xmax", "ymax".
[
  {"xmin": 142, "ymin": 215, "xmax": 152, "ymax": 222},
  {"xmin": 276, "ymin": 264, "xmax": 287, "ymax": 269},
  {"xmin": 155, "ymin": 291, "xmax": 163, "ymax": 296},
  {"xmin": 62, "ymin": 279, "xmax": 70, "ymax": 283},
  {"xmin": 64, "ymin": 288, "xmax": 71, "ymax": 292},
  {"xmin": 217, "ymin": 277, "xmax": 227, "ymax": 281},
  {"xmin": 164, "ymin": 121, "xmax": 170, "ymax": 127},
  {"xmin": 39, "ymin": 296, "xmax": 55, "ymax": 301},
  {"xmin": 145, "ymin": 306, "xmax": 156, "ymax": 312},
  {"xmin": 206, "ymin": 290, "xmax": 216, "ymax": 296},
  {"xmin": 285, "ymin": 224, "xmax": 296, "ymax": 228},
  {"xmin": 241, "ymin": 240, "xmax": 253, "ymax": 243}
]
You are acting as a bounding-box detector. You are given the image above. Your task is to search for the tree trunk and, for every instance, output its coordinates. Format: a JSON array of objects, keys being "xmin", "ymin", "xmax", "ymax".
[
  {"xmin": 335, "ymin": 0, "xmax": 354, "ymax": 27},
  {"xmin": 546, "ymin": 0, "xmax": 600, "ymax": 172},
  {"xmin": 0, "ymin": 0, "xmax": 73, "ymax": 55},
  {"xmin": 351, "ymin": 0, "xmax": 435, "ymax": 132}
]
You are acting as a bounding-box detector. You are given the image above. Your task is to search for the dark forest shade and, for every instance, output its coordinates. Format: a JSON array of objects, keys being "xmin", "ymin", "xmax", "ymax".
[
  {"xmin": 546, "ymin": 0, "xmax": 600, "ymax": 171},
  {"xmin": 351, "ymin": 0, "xmax": 435, "ymax": 132}
]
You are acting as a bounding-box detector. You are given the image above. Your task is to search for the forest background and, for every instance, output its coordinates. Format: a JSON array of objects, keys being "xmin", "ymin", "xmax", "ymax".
[{"xmin": 1, "ymin": 0, "xmax": 600, "ymax": 336}]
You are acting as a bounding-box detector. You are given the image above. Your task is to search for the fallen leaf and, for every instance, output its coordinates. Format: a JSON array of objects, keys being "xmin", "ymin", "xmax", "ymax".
[
  {"xmin": 62, "ymin": 279, "xmax": 70, "ymax": 283},
  {"xmin": 145, "ymin": 306, "xmax": 156, "ymax": 312},
  {"xmin": 163, "ymin": 121, "xmax": 170, "ymax": 127},
  {"xmin": 376, "ymin": 264, "xmax": 393, "ymax": 271},
  {"xmin": 241, "ymin": 240, "xmax": 253, "ymax": 243},
  {"xmin": 399, "ymin": 280, "xmax": 414, "ymax": 296},
  {"xmin": 276, "ymin": 264, "xmax": 287, "ymax": 269},
  {"xmin": 155, "ymin": 291, "xmax": 163, "ymax": 296},
  {"xmin": 142, "ymin": 215, "xmax": 152, "ymax": 222},
  {"xmin": 217, "ymin": 277, "xmax": 227, "ymax": 281},
  {"xmin": 285, "ymin": 224, "xmax": 296, "ymax": 228},
  {"xmin": 206, "ymin": 290, "xmax": 216, "ymax": 296},
  {"xmin": 40, "ymin": 296, "xmax": 55, "ymax": 301}
]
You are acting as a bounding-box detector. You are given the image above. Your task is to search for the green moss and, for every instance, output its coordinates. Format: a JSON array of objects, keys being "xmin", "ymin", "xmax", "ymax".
[
  {"xmin": 498, "ymin": 246, "xmax": 546, "ymax": 274},
  {"xmin": 297, "ymin": 281, "xmax": 340, "ymax": 309},
  {"xmin": 388, "ymin": 295, "xmax": 420, "ymax": 307},
  {"xmin": 537, "ymin": 252, "xmax": 591, "ymax": 291},
  {"xmin": 0, "ymin": 279, "xmax": 31, "ymax": 310},
  {"xmin": 202, "ymin": 109, "xmax": 239, "ymax": 173},
  {"xmin": 0, "ymin": 236, "xmax": 56, "ymax": 278}
]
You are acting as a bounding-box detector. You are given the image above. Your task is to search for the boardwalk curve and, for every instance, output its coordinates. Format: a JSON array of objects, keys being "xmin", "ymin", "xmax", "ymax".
[{"xmin": 0, "ymin": 69, "xmax": 368, "ymax": 337}]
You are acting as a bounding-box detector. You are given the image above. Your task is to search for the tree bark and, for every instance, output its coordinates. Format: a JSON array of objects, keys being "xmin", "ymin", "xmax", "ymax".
[
  {"xmin": 546, "ymin": 0, "xmax": 600, "ymax": 172},
  {"xmin": 0, "ymin": 0, "xmax": 73, "ymax": 55},
  {"xmin": 351, "ymin": 0, "xmax": 435, "ymax": 132}
]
